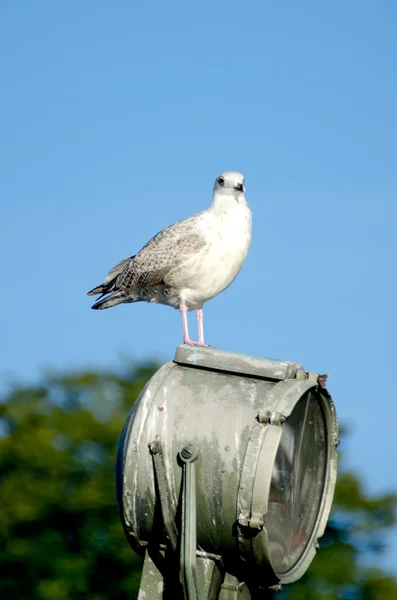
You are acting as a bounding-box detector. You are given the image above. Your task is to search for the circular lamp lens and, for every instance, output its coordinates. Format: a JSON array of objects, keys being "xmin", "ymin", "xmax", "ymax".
[{"xmin": 266, "ymin": 391, "xmax": 326, "ymax": 574}]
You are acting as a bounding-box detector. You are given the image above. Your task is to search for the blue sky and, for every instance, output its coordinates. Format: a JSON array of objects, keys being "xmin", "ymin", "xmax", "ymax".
[{"xmin": 1, "ymin": 0, "xmax": 396, "ymax": 571}]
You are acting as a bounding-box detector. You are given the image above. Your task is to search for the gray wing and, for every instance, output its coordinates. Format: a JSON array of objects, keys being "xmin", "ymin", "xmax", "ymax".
[
  {"xmin": 104, "ymin": 257, "xmax": 133, "ymax": 283},
  {"xmin": 112, "ymin": 214, "xmax": 206, "ymax": 292}
]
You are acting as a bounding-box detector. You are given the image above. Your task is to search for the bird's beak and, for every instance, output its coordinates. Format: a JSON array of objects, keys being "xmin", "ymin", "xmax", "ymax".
[{"xmin": 234, "ymin": 183, "xmax": 245, "ymax": 192}]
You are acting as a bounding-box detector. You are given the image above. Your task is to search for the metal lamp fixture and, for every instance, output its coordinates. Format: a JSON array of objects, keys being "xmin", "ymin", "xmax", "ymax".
[{"xmin": 116, "ymin": 345, "xmax": 339, "ymax": 599}]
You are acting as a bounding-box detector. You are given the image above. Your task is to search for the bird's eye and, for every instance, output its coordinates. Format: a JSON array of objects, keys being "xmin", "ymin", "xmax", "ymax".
[{"xmin": 218, "ymin": 177, "xmax": 225, "ymax": 186}]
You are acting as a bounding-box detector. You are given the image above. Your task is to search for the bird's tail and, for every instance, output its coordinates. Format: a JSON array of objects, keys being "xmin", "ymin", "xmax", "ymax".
[
  {"xmin": 87, "ymin": 284, "xmax": 109, "ymax": 296},
  {"xmin": 90, "ymin": 291, "xmax": 128, "ymax": 310}
]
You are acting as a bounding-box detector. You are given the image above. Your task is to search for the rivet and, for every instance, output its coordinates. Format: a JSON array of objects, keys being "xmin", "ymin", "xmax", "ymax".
[{"xmin": 224, "ymin": 445, "xmax": 230, "ymax": 451}]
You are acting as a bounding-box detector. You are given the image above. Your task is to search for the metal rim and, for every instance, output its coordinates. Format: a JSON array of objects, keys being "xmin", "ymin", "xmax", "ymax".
[
  {"xmin": 237, "ymin": 379, "xmax": 338, "ymax": 584},
  {"xmin": 277, "ymin": 387, "xmax": 338, "ymax": 583}
]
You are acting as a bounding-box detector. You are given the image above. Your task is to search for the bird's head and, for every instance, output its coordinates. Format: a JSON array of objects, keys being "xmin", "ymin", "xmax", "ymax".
[{"xmin": 213, "ymin": 171, "xmax": 246, "ymax": 198}]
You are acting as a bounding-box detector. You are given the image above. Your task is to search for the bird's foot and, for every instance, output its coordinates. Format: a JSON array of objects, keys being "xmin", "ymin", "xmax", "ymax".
[{"xmin": 183, "ymin": 338, "xmax": 212, "ymax": 348}]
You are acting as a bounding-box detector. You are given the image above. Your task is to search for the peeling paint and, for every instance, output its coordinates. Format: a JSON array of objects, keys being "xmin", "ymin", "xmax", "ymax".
[
  {"xmin": 117, "ymin": 346, "xmax": 338, "ymax": 590},
  {"xmin": 157, "ymin": 581, "xmax": 164, "ymax": 593}
]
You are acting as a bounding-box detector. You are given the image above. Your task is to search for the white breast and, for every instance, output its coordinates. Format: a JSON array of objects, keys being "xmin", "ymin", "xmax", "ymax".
[{"xmin": 178, "ymin": 199, "xmax": 252, "ymax": 309}]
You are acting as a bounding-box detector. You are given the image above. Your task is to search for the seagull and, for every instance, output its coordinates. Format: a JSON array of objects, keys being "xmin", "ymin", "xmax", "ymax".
[{"xmin": 87, "ymin": 171, "xmax": 252, "ymax": 347}]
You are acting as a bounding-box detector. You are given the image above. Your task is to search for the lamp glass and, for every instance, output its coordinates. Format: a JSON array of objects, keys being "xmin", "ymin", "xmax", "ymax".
[{"xmin": 266, "ymin": 391, "xmax": 326, "ymax": 574}]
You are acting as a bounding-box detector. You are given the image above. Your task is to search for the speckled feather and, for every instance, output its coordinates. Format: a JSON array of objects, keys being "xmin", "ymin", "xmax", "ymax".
[
  {"xmin": 87, "ymin": 170, "xmax": 252, "ymax": 315},
  {"xmin": 87, "ymin": 214, "xmax": 207, "ymax": 304}
]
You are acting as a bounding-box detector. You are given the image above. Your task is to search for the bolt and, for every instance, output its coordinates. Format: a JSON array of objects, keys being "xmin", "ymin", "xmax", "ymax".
[
  {"xmin": 258, "ymin": 410, "xmax": 271, "ymax": 423},
  {"xmin": 181, "ymin": 445, "xmax": 194, "ymax": 460},
  {"xmin": 318, "ymin": 373, "xmax": 329, "ymax": 388},
  {"xmin": 314, "ymin": 540, "xmax": 320, "ymax": 549},
  {"xmin": 279, "ymin": 414, "xmax": 286, "ymax": 424},
  {"xmin": 238, "ymin": 512, "xmax": 249, "ymax": 527},
  {"xmin": 269, "ymin": 584, "xmax": 283, "ymax": 592},
  {"xmin": 149, "ymin": 441, "xmax": 162, "ymax": 455},
  {"xmin": 335, "ymin": 438, "xmax": 340, "ymax": 448}
]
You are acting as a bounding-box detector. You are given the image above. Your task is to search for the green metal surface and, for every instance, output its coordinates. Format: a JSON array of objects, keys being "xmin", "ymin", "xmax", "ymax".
[
  {"xmin": 138, "ymin": 551, "xmax": 165, "ymax": 599},
  {"xmin": 219, "ymin": 574, "xmax": 251, "ymax": 600},
  {"xmin": 149, "ymin": 441, "xmax": 178, "ymax": 552},
  {"xmin": 174, "ymin": 344, "xmax": 305, "ymax": 380},
  {"xmin": 116, "ymin": 345, "xmax": 339, "ymax": 597},
  {"xmin": 180, "ymin": 446, "xmax": 200, "ymax": 600}
]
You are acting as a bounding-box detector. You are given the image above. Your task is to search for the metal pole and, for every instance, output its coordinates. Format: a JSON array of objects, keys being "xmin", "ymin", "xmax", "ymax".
[{"xmin": 179, "ymin": 445, "xmax": 200, "ymax": 600}]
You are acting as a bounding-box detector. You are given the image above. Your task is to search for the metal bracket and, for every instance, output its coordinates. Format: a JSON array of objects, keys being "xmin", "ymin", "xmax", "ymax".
[
  {"xmin": 258, "ymin": 409, "xmax": 286, "ymax": 426},
  {"xmin": 237, "ymin": 424, "xmax": 267, "ymax": 532},
  {"xmin": 219, "ymin": 573, "xmax": 251, "ymax": 599},
  {"xmin": 179, "ymin": 445, "xmax": 200, "ymax": 600},
  {"xmin": 149, "ymin": 441, "xmax": 178, "ymax": 552}
]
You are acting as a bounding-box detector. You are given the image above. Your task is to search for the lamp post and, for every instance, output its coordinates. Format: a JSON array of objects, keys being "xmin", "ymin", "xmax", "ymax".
[{"xmin": 116, "ymin": 345, "xmax": 338, "ymax": 599}]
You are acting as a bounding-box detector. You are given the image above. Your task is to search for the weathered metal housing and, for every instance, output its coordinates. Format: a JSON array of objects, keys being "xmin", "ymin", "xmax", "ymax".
[{"xmin": 117, "ymin": 345, "xmax": 338, "ymax": 598}]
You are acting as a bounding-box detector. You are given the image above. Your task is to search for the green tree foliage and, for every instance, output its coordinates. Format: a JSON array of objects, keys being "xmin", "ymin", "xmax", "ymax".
[
  {"xmin": 0, "ymin": 365, "xmax": 396, "ymax": 599},
  {"xmin": 282, "ymin": 464, "xmax": 397, "ymax": 600}
]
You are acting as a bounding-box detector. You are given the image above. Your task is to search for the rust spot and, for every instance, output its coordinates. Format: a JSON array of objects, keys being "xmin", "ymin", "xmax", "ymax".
[{"xmin": 157, "ymin": 406, "xmax": 164, "ymax": 412}]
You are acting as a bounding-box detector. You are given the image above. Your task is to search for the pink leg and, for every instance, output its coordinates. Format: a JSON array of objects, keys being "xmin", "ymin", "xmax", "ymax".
[
  {"xmin": 180, "ymin": 300, "xmax": 191, "ymax": 344},
  {"xmin": 179, "ymin": 301, "xmax": 211, "ymax": 347},
  {"xmin": 197, "ymin": 308, "xmax": 206, "ymax": 345}
]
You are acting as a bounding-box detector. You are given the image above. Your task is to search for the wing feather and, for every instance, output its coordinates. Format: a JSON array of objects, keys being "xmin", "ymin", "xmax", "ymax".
[
  {"xmin": 111, "ymin": 214, "xmax": 206, "ymax": 292},
  {"xmin": 104, "ymin": 256, "xmax": 135, "ymax": 283}
]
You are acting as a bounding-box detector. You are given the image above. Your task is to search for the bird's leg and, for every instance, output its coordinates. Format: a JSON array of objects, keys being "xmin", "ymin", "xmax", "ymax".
[
  {"xmin": 179, "ymin": 301, "xmax": 211, "ymax": 347},
  {"xmin": 193, "ymin": 307, "xmax": 211, "ymax": 348},
  {"xmin": 197, "ymin": 308, "xmax": 209, "ymax": 346},
  {"xmin": 180, "ymin": 300, "xmax": 192, "ymax": 344}
]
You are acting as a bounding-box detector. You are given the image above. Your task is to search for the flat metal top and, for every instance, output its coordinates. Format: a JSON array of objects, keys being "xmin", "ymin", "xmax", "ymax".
[{"xmin": 173, "ymin": 345, "xmax": 305, "ymax": 381}]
